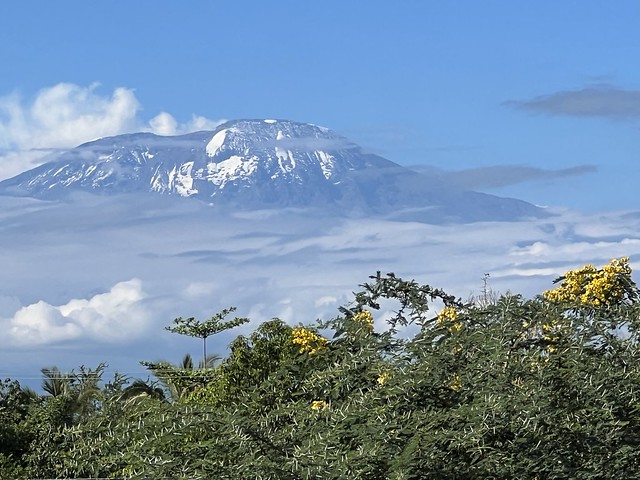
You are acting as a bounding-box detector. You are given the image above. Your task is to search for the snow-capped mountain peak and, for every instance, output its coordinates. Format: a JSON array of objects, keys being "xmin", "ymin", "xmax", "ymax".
[{"xmin": 0, "ymin": 119, "xmax": 546, "ymax": 223}]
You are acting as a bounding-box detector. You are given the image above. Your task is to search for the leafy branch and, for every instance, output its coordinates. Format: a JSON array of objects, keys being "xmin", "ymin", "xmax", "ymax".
[{"xmin": 165, "ymin": 307, "xmax": 249, "ymax": 366}]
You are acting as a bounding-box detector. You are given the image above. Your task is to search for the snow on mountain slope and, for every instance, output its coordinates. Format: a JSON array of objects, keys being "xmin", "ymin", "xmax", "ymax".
[{"xmin": 0, "ymin": 119, "xmax": 546, "ymax": 222}]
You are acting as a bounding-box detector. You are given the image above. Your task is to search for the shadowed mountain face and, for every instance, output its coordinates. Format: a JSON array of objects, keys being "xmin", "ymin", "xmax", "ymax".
[{"xmin": 0, "ymin": 119, "xmax": 546, "ymax": 223}]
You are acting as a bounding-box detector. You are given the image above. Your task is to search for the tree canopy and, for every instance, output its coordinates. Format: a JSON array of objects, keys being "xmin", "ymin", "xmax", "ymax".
[{"xmin": 2, "ymin": 258, "xmax": 640, "ymax": 479}]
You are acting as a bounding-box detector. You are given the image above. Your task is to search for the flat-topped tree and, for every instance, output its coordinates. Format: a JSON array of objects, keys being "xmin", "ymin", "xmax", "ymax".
[{"xmin": 165, "ymin": 307, "xmax": 249, "ymax": 367}]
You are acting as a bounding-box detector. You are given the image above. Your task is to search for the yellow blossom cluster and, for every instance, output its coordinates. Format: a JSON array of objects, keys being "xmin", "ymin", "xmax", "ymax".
[
  {"xmin": 511, "ymin": 376, "xmax": 525, "ymax": 388},
  {"xmin": 437, "ymin": 306, "xmax": 463, "ymax": 333},
  {"xmin": 310, "ymin": 400, "xmax": 329, "ymax": 411},
  {"xmin": 353, "ymin": 310, "xmax": 374, "ymax": 331},
  {"xmin": 377, "ymin": 371, "xmax": 390, "ymax": 385},
  {"xmin": 541, "ymin": 319, "xmax": 561, "ymax": 349},
  {"xmin": 520, "ymin": 318, "xmax": 562, "ymax": 355},
  {"xmin": 544, "ymin": 257, "xmax": 632, "ymax": 306},
  {"xmin": 449, "ymin": 373, "xmax": 463, "ymax": 392},
  {"xmin": 292, "ymin": 328, "xmax": 329, "ymax": 354}
]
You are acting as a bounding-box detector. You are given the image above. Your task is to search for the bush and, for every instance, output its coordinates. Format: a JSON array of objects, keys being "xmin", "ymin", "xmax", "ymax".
[{"xmin": 5, "ymin": 259, "xmax": 640, "ymax": 479}]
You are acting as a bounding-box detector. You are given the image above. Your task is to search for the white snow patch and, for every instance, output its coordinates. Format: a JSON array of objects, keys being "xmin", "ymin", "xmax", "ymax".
[
  {"xmin": 206, "ymin": 155, "xmax": 258, "ymax": 185},
  {"xmin": 53, "ymin": 165, "xmax": 69, "ymax": 176},
  {"xmin": 309, "ymin": 122, "xmax": 329, "ymax": 133},
  {"xmin": 316, "ymin": 151, "xmax": 335, "ymax": 179},
  {"xmin": 150, "ymin": 167, "xmax": 167, "ymax": 193},
  {"xmin": 174, "ymin": 162, "xmax": 198, "ymax": 197},
  {"xmin": 206, "ymin": 129, "xmax": 227, "ymax": 157},
  {"xmin": 168, "ymin": 162, "xmax": 197, "ymax": 196},
  {"xmin": 275, "ymin": 147, "xmax": 296, "ymax": 173},
  {"xmin": 264, "ymin": 119, "xmax": 277, "ymax": 124},
  {"xmin": 276, "ymin": 130, "xmax": 285, "ymax": 141}
]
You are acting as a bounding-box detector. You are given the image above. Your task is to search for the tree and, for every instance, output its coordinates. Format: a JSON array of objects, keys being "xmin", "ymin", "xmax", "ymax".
[
  {"xmin": 140, "ymin": 353, "xmax": 221, "ymax": 402},
  {"xmin": 40, "ymin": 364, "xmax": 106, "ymax": 423},
  {"xmin": 13, "ymin": 258, "xmax": 640, "ymax": 479},
  {"xmin": 40, "ymin": 366, "xmax": 70, "ymax": 397},
  {"xmin": 165, "ymin": 307, "xmax": 248, "ymax": 366},
  {"xmin": 0, "ymin": 379, "xmax": 37, "ymax": 478}
]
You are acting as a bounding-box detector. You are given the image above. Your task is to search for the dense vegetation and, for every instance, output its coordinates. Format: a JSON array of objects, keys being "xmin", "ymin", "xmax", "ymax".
[{"xmin": 2, "ymin": 258, "xmax": 640, "ymax": 479}]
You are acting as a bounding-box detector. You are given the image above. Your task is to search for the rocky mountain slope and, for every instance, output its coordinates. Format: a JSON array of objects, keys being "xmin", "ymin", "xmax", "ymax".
[{"xmin": 0, "ymin": 119, "xmax": 546, "ymax": 222}]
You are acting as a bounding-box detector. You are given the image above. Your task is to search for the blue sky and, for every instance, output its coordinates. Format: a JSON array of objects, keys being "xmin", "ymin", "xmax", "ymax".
[{"xmin": 1, "ymin": 1, "xmax": 639, "ymax": 211}]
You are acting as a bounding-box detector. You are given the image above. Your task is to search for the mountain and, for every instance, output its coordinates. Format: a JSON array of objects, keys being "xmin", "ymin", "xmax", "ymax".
[{"xmin": 0, "ymin": 119, "xmax": 546, "ymax": 222}]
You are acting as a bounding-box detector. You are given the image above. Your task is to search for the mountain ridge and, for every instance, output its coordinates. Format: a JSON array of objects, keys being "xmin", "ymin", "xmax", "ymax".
[{"xmin": 0, "ymin": 119, "xmax": 547, "ymax": 223}]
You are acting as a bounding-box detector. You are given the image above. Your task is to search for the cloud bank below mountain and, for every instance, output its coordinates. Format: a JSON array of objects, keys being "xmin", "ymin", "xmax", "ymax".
[{"xmin": 2, "ymin": 195, "xmax": 640, "ymax": 384}]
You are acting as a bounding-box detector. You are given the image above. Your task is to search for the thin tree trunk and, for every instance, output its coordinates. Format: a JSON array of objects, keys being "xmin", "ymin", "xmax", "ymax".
[{"xmin": 203, "ymin": 336, "xmax": 207, "ymax": 368}]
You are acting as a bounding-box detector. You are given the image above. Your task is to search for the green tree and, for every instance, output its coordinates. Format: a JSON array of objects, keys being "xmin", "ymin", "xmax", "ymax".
[
  {"xmin": 165, "ymin": 307, "xmax": 248, "ymax": 366},
  {"xmin": 15, "ymin": 258, "xmax": 640, "ymax": 479},
  {"xmin": 0, "ymin": 379, "xmax": 37, "ymax": 478},
  {"xmin": 140, "ymin": 353, "xmax": 220, "ymax": 402}
]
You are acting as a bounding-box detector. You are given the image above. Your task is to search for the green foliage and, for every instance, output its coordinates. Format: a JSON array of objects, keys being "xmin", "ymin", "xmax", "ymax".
[
  {"xmin": 165, "ymin": 307, "xmax": 249, "ymax": 365},
  {"xmin": 0, "ymin": 379, "xmax": 36, "ymax": 478},
  {"xmin": 5, "ymin": 259, "xmax": 640, "ymax": 478}
]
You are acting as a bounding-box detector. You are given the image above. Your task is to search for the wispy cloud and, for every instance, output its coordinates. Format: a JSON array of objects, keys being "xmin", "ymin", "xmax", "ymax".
[
  {"xmin": 2, "ymin": 195, "xmax": 640, "ymax": 382},
  {"xmin": 0, "ymin": 83, "xmax": 225, "ymax": 180},
  {"xmin": 408, "ymin": 164, "xmax": 597, "ymax": 190},
  {"xmin": 269, "ymin": 136, "xmax": 358, "ymax": 151},
  {"xmin": 505, "ymin": 84, "xmax": 640, "ymax": 119}
]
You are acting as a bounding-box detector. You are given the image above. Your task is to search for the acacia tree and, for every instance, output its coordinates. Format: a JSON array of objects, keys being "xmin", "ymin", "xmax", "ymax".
[
  {"xmin": 11, "ymin": 258, "xmax": 640, "ymax": 479},
  {"xmin": 164, "ymin": 307, "xmax": 248, "ymax": 366}
]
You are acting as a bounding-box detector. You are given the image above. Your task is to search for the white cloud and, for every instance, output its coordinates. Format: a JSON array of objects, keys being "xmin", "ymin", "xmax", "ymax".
[
  {"xmin": 148, "ymin": 112, "xmax": 178, "ymax": 136},
  {"xmin": 0, "ymin": 83, "xmax": 225, "ymax": 180},
  {"xmin": 0, "ymin": 150, "xmax": 51, "ymax": 182},
  {"xmin": 5, "ymin": 279, "xmax": 150, "ymax": 346},
  {"xmin": 186, "ymin": 115, "xmax": 226, "ymax": 132},
  {"xmin": 3, "ymin": 195, "xmax": 640, "ymax": 378},
  {"xmin": 148, "ymin": 112, "xmax": 226, "ymax": 136},
  {"xmin": 0, "ymin": 83, "xmax": 140, "ymax": 151}
]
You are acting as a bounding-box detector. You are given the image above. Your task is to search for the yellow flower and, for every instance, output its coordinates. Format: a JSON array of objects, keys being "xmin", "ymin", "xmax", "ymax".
[
  {"xmin": 511, "ymin": 377, "xmax": 524, "ymax": 388},
  {"xmin": 292, "ymin": 328, "xmax": 329, "ymax": 354},
  {"xmin": 437, "ymin": 306, "xmax": 457, "ymax": 324},
  {"xmin": 437, "ymin": 307, "xmax": 463, "ymax": 333},
  {"xmin": 544, "ymin": 257, "xmax": 633, "ymax": 306},
  {"xmin": 377, "ymin": 372, "xmax": 390, "ymax": 385},
  {"xmin": 353, "ymin": 310, "xmax": 374, "ymax": 331},
  {"xmin": 310, "ymin": 400, "xmax": 329, "ymax": 411},
  {"xmin": 449, "ymin": 322, "xmax": 463, "ymax": 333},
  {"xmin": 449, "ymin": 373, "xmax": 463, "ymax": 392}
]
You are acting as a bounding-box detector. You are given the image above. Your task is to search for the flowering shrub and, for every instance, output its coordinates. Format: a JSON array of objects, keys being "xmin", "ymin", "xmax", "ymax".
[
  {"xmin": 449, "ymin": 373, "xmax": 462, "ymax": 392},
  {"xmin": 352, "ymin": 310, "xmax": 374, "ymax": 331},
  {"xmin": 291, "ymin": 327, "xmax": 329, "ymax": 354},
  {"xmin": 310, "ymin": 400, "xmax": 329, "ymax": 411},
  {"xmin": 7, "ymin": 264, "xmax": 640, "ymax": 479},
  {"xmin": 376, "ymin": 371, "xmax": 390, "ymax": 385},
  {"xmin": 545, "ymin": 257, "xmax": 635, "ymax": 306},
  {"xmin": 437, "ymin": 306, "xmax": 463, "ymax": 333}
]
